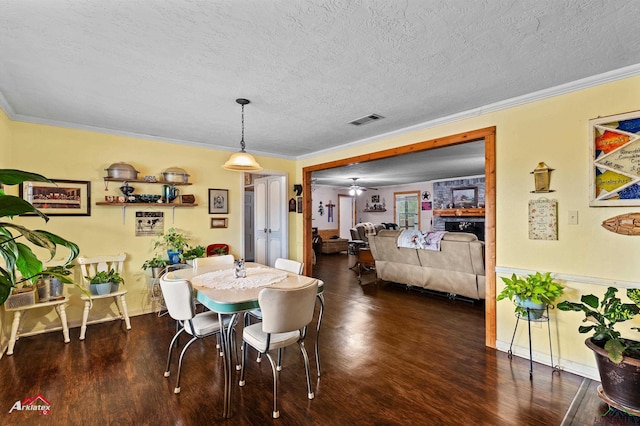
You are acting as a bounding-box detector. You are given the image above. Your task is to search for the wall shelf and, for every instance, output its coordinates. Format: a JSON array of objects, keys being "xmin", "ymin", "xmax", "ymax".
[
  {"xmin": 363, "ymin": 208, "xmax": 387, "ymax": 212},
  {"xmin": 96, "ymin": 202, "xmax": 197, "ymax": 207},
  {"xmin": 102, "ymin": 177, "xmax": 192, "ymax": 185},
  {"xmin": 433, "ymin": 208, "xmax": 485, "ymax": 217}
]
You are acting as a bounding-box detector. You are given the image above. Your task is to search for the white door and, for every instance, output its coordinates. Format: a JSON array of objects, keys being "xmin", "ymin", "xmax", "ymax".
[
  {"xmin": 339, "ymin": 194, "xmax": 354, "ymax": 239},
  {"xmin": 244, "ymin": 190, "xmax": 254, "ymax": 261},
  {"xmin": 254, "ymin": 176, "xmax": 287, "ymax": 267}
]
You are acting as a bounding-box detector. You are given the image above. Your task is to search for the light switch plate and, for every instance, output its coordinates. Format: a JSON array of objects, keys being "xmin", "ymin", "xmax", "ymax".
[{"xmin": 568, "ymin": 210, "xmax": 578, "ymax": 225}]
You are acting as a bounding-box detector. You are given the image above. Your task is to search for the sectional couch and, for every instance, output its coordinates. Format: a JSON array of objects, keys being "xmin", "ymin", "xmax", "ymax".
[{"xmin": 368, "ymin": 230, "xmax": 486, "ymax": 300}]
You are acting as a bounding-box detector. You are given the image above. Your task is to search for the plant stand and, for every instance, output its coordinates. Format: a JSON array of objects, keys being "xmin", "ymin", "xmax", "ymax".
[{"xmin": 507, "ymin": 305, "xmax": 560, "ymax": 378}]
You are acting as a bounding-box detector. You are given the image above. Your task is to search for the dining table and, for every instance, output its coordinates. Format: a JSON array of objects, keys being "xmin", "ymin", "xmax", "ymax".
[{"xmin": 167, "ymin": 262, "xmax": 323, "ymax": 419}]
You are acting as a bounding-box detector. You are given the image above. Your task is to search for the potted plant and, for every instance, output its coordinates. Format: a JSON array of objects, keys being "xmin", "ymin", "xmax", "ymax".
[
  {"xmin": 180, "ymin": 245, "xmax": 206, "ymax": 265},
  {"xmin": 153, "ymin": 227, "xmax": 189, "ymax": 264},
  {"xmin": 86, "ymin": 269, "xmax": 124, "ymax": 295},
  {"xmin": 44, "ymin": 264, "xmax": 74, "ymax": 296},
  {"xmin": 558, "ymin": 287, "xmax": 640, "ymax": 412},
  {"xmin": 0, "ymin": 169, "xmax": 79, "ymax": 307},
  {"xmin": 497, "ymin": 272, "xmax": 564, "ymax": 319},
  {"xmin": 142, "ymin": 255, "xmax": 168, "ymax": 278}
]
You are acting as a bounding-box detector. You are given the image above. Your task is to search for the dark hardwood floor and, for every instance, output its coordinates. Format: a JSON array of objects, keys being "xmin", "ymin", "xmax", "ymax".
[{"xmin": 0, "ymin": 253, "xmax": 615, "ymax": 425}]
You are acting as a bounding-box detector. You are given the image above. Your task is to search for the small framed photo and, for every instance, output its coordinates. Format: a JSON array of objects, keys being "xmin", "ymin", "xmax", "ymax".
[
  {"xmin": 208, "ymin": 189, "xmax": 228, "ymax": 214},
  {"xmin": 19, "ymin": 179, "xmax": 91, "ymax": 216},
  {"xmin": 210, "ymin": 217, "xmax": 228, "ymax": 228},
  {"xmin": 297, "ymin": 196, "xmax": 303, "ymax": 213},
  {"xmin": 371, "ymin": 194, "xmax": 380, "ymax": 203},
  {"xmin": 451, "ymin": 186, "xmax": 477, "ymax": 208}
]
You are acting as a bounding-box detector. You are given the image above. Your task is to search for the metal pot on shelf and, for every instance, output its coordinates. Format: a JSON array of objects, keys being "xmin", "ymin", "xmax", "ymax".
[
  {"xmin": 105, "ymin": 162, "xmax": 139, "ymax": 180},
  {"xmin": 161, "ymin": 167, "xmax": 190, "ymax": 183}
]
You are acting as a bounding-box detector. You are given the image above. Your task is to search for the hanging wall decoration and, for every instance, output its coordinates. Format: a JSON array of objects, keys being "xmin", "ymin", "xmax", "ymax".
[
  {"xmin": 135, "ymin": 211, "xmax": 164, "ymax": 236},
  {"xmin": 528, "ymin": 198, "xmax": 558, "ymax": 240},
  {"xmin": 602, "ymin": 213, "xmax": 640, "ymax": 235},
  {"xmin": 326, "ymin": 200, "xmax": 335, "ymax": 222},
  {"xmin": 590, "ymin": 110, "xmax": 640, "ymax": 206}
]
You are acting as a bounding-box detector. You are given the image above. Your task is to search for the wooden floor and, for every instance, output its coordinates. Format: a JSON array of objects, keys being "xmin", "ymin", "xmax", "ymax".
[{"xmin": 0, "ymin": 253, "xmax": 616, "ymax": 425}]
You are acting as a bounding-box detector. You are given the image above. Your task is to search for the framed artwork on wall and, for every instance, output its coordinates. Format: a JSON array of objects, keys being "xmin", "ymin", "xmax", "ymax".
[
  {"xmin": 590, "ymin": 110, "xmax": 640, "ymax": 206},
  {"xmin": 19, "ymin": 179, "xmax": 91, "ymax": 216},
  {"xmin": 451, "ymin": 186, "xmax": 477, "ymax": 208},
  {"xmin": 210, "ymin": 217, "xmax": 228, "ymax": 228},
  {"xmin": 208, "ymin": 189, "xmax": 228, "ymax": 214}
]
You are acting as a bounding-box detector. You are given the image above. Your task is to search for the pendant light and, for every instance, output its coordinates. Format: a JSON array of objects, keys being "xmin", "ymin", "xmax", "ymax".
[{"xmin": 222, "ymin": 98, "xmax": 263, "ymax": 171}]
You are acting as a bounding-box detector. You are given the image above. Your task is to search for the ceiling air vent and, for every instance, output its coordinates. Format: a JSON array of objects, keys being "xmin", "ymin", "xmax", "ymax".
[{"xmin": 348, "ymin": 114, "xmax": 385, "ymax": 126}]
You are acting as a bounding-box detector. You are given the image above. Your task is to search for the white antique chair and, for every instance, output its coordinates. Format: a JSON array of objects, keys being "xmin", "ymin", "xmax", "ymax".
[
  {"xmin": 160, "ymin": 275, "xmax": 234, "ymax": 394},
  {"xmin": 239, "ymin": 281, "xmax": 318, "ymax": 419},
  {"xmin": 77, "ymin": 253, "xmax": 130, "ymax": 340}
]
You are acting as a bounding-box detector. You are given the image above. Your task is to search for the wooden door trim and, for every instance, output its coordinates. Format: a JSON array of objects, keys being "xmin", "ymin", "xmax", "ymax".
[{"xmin": 302, "ymin": 126, "xmax": 496, "ymax": 348}]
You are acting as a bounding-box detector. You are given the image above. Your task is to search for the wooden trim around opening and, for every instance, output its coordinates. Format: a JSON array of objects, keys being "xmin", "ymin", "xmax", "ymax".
[{"xmin": 302, "ymin": 126, "xmax": 497, "ymax": 349}]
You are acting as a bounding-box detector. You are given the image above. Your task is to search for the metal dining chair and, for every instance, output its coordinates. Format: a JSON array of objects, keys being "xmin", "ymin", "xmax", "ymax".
[
  {"xmin": 239, "ymin": 281, "xmax": 319, "ymax": 419},
  {"xmin": 159, "ymin": 276, "xmax": 234, "ymax": 394},
  {"xmin": 245, "ymin": 258, "xmax": 304, "ymax": 367}
]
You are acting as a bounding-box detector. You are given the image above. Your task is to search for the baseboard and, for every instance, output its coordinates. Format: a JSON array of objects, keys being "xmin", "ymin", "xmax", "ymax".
[{"xmin": 496, "ymin": 340, "xmax": 600, "ymax": 381}]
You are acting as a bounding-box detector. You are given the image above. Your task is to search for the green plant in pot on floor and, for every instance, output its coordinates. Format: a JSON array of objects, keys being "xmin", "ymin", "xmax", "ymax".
[
  {"xmin": 497, "ymin": 272, "xmax": 564, "ymax": 319},
  {"xmin": 86, "ymin": 269, "xmax": 124, "ymax": 295},
  {"xmin": 153, "ymin": 227, "xmax": 189, "ymax": 265},
  {"xmin": 558, "ymin": 287, "xmax": 640, "ymax": 413}
]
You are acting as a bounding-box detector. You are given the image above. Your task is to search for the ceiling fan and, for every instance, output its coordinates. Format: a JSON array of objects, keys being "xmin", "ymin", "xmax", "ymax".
[{"xmin": 348, "ymin": 178, "xmax": 377, "ymax": 195}]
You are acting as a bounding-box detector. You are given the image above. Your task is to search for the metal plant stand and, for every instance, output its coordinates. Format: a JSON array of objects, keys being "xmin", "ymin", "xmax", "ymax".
[{"xmin": 507, "ymin": 305, "xmax": 560, "ymax": 378}]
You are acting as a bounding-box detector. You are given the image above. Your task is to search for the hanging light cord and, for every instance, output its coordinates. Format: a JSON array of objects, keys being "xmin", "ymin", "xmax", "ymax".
[{"xmin": 240, "ymin": 103, "xmax": 246, "ymax": 152}]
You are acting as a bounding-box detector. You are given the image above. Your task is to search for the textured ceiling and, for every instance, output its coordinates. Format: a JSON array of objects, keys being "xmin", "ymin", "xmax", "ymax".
[{"xmin": 1, "ymin": 1, "xmax": 639, "ymax": 167}]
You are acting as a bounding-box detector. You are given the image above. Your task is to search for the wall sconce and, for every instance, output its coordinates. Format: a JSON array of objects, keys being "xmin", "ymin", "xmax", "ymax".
[{"xmin": 531, "ymin": 162, "xmax": 554, "ymax": 193}]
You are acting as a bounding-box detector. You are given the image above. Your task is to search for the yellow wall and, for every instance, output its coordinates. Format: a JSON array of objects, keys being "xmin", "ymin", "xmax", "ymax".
[
  {"xmin": 298, "ymin": 74, "xmax": 640, "ymax": 377},
  {"xmin": 2, "ymin": 120, "xmax": 296, "ymax": 339},
  {"xmin": 0, "ymin": 109, "xmax": 10, "ymax": 167}
]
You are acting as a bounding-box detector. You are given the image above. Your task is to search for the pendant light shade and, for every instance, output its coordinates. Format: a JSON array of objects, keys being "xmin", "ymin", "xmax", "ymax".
[{"xmin": 222, "ymin": 98, "xmax": 263, "ymax": 172}]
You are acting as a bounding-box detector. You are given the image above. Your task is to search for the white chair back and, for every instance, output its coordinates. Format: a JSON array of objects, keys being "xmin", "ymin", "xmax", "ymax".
[
  {"xmin": 77, "ymin": 253, "xmax": 126, "ymax": 289},
  {"xmin": 193, "ymin": 254, "xmax": 234, "ymax": 275},
  {"xmin": 274, "ymin": 258, "xmax": 303, "ymax": 275},
  {"xmin": 258, "ymin": 281, "xmax": 318, "ymax": 334},
  {"xmin": 159, "ymin": 277, "xmax": 195, "ymax": 321}
]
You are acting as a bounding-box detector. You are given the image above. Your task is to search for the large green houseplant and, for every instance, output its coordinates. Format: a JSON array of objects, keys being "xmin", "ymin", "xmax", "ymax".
[
  {"xmin": 0, "ymin": 169, "xmax": 79, "ymax": 305},
  {"xmin": 497, "ymin": 272, "xmax": 564, "ymax": 319},
  {"xmin": 558, "ymin": 287, "xmax": 640, "ymax": 412}
]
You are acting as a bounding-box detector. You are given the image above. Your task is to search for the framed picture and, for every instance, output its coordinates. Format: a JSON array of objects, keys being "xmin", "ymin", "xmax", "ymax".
[
  {"xmin": 297, "ymin": 196, "xmax": 303, "ymax": 213},
  {"xmin": 421, "ymin": 201, "xmax": 432, "ymax": 211},
  {"xmin": 208, "ymin": 189, "xmax": 228, "ymax": 214},
  {"xmin": 451, "ymin": 186, "xmax": 477, "ymax": 208},
  {"xmin": 19, "ymin": 179, "xmax": 91, "ymax": 216},
  {"xmin": 210, "ymin": 217, "xmax": 228, "ymax": 228},
  {"xmin": 590, "ymin": 110, "xmax": 640, "ymax": 206},
  {"xmin": 371, "ymin": 194, "xmax": 380, "ymax": 203}
]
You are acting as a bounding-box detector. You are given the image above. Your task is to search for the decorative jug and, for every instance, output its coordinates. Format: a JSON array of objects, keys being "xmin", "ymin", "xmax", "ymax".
[{"xmin": 162, "ymin": 184, "xmax": 180, "ymax": 203}]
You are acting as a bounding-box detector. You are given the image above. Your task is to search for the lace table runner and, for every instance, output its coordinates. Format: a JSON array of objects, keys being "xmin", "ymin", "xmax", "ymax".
[{"xmin": 191, "ymin": 267, "xmax": 288, "ymax": 290}]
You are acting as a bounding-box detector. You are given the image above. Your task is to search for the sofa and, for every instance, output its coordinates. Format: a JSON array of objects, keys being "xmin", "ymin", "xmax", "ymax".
[{"xmin": 369, "ymin": 230, "xmax": 485, "ymax": 300}]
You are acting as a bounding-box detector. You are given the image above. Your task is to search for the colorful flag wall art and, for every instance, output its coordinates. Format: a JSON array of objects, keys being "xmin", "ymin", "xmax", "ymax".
[{"xmin": 590, "ymin": 111, "xmax": 640, "ymax": 206}]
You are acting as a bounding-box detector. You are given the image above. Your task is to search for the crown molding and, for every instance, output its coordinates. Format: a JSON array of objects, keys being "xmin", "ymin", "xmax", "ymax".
[{"xmin": 298, "ymin": 63, "xmax": 640, "ymax": 160}]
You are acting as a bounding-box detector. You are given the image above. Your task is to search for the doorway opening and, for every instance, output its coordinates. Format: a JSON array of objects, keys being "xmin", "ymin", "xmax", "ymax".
[
  {"xmin": 395, "ymin": 191, "xmax": 420, "ymax": 230},
  {"xmin": 302, "ymin": 126, "xmax": 496, "ymax": 348}
]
